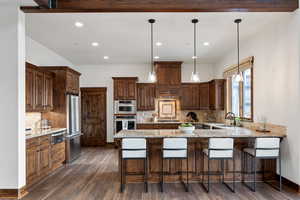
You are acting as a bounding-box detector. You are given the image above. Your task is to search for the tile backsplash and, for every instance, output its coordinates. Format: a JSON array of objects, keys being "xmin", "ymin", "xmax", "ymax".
[
  {"xmin": 137, "ymin": 110, "xmax": 225, "ymax": 123},
  {"xmin": 25, "ymin": 112, "xmax": 42, "ymax": 130}
]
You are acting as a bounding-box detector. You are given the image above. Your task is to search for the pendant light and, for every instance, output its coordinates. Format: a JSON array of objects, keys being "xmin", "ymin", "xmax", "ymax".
[
  {"xmin": 191, "ymin": 19, "xmax": 200, "ymax": 82},
  {"xmin": 148, "ymin": 19, "xmax": 156, "ymax": 82},
  {"xmin": 234, "ymin": 19, "xmax": 244, "ymax": 82}
]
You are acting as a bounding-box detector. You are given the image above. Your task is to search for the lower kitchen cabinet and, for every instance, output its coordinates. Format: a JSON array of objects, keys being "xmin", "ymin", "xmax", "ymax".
[{"xmin": 26, "ymin": 135, "xmax": 65, "ymax": 187}]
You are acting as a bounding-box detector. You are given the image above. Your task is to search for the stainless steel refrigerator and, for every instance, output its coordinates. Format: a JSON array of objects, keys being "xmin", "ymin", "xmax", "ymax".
[{"xmin": 66, "ymin": 94, "xmax": 81, "ymax": 163}]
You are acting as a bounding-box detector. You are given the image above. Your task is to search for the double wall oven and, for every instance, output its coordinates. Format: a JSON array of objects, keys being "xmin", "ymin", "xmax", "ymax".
[{"xmin": 114, "ymin": 100, "xmax": 136, "ymax": 134}]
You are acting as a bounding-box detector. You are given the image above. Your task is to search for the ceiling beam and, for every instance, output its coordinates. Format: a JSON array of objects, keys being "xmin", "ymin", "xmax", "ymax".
[{"xmin": 22, "ymin": 0, "xmax": 299, "ymax": 13}]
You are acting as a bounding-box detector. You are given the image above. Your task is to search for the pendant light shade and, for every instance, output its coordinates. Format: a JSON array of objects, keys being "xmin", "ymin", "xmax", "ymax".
[
  {"xmin": 191, "ymin": 19, "xmax": 200, "ymax": 82},
  {"xmin": 148, "ymin": 19, "xmax": 156, "ymax": 83},
  {"xmin": 234, "ymin": 19, "xmax": 244, "ymax": 82}
]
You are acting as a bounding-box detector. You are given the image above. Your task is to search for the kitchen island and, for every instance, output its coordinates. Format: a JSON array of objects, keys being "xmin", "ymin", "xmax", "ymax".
[{"xmin": 114, "ymin": 126, "xmax": 286, "ymax": 183}]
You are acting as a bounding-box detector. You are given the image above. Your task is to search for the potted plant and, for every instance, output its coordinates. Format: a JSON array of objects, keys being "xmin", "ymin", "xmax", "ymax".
[{"xmin": 179, "ymin": 123, "xmax": 195, "ymax": 134}]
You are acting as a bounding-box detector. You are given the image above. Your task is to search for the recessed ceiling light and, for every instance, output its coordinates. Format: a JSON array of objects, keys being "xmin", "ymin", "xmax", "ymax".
[
  {"xmin": 192, "ymin": 56, "xmax": 197, "ymax": 59},
  {"xmin": 154, "ymin": 56, "xmax": 160, "ymax": 59},
  {"xmin": 75, "ymin": 21, "xmax": 84, "ymax": 28},
  {"xmin": 103, "ymin": 56, "xmax": 109, "ymax": 60},
  {"xmin": 203, "ymin": 42, "xmax": 210, "ymax": 46},
  {"xmin": 91, "ymin": 42, "xmax": 99, "ymax": 47},
  {"xmin": 156, "ymin": 42, "xmax": 162, "ymax": 46}
]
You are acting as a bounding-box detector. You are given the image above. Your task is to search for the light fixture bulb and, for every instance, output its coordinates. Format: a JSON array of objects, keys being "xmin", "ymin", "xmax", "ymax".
[
  {"xmin": 156, "ymin": 42, "xmax": 162, "ymax": 46},
  {"xmin": 203, "ymin": 42, "xmax": 210, "ymax": 46},
  {"xmin": 192, "ymin": 56, "xmax": 197, "ymax": 59},
  {"xmin": 234, "ymin": 72, "xmax": 244, "ymax": 82},
  {"xmin": 75, "ymin": 21, "xmax": 84, "ymax": 28},
  {"xmin": 148, "ymin": 71, "xmax": 157, "ymax": 82},
  {"xmin": 91, "ymin": 42, "xmax": 99, "ymax": 47},
  {"xmin": 154, "ymin": 56, "xmax": 160, "ymax": 59},
  {"xmin": 103, "ymin": 56, "xmax": 109, "ymax": 60},
  {"xmin": 191, "ymin": 72, "xmax": 200, "ymax": 82}
]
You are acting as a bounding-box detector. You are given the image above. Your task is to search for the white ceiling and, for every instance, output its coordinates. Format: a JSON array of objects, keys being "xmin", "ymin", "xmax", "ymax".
[{"xmin": 25, "ymin": 12, "xmax": 290, "ymax": 65}]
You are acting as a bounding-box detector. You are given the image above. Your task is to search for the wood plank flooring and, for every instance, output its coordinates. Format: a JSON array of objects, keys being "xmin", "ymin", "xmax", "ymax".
[{"xmin": 18, "ymin": 147, "xmax": 300, "ymax": 200}]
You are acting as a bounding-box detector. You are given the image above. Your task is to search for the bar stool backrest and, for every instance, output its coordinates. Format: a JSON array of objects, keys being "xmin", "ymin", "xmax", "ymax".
[
  {"xmin": 122, "ymin": 138, "xmax": 147, "ymax": 159},
  {"xmin": 208, "ymin": 138, "xmax": 234, "ymax": 159},
  {"xmin": 255, "ymin": 138, "xmax": 280, "ymax": 158},
  {"xmin": 163, "ymin": 138, "xmax": 187, "ymax": 158}
]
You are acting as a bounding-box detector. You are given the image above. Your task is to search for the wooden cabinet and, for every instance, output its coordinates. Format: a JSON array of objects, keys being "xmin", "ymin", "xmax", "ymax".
[
  {"xmin": 199, "ymin": 82, "xmax": 210, "ymax": 110},
  {"xmin": 137, "ymin": 83, "xmax": 156, "ymax": 111},
  {"xmin": 51, "ymin": 141, "xmax": 65, "ymax": 171},
  {"xmin": 26, "ymin": 135, "xmax": 51, "ymax": 187},
  {"xmin": 137, "ymin": 123, "xmax": 180, "ymax": 129},
  {"xmin": 155, "ymin": 61, "xmax": 182, "ymax": 86},
  {"xmin": 26, "ymin": 63, "xmax": 54, "ymax": 112},
  {"xmin": 209, "ymin": 79, "xmax": 225, "ymax": 110},
  {"xmin": 181, "ymin": 83, "xmax": 200, "ymax": 110},
  {"xmin": 113, "ymin": 77, "xmax": 138, "ymax": 100},
  {"xmin": 66, "ymin": 71, "xmax": 80, "ymax": 94},
  {"xmin": 26, "ymin": 66, "xmax": 35, "ymax": 112}
]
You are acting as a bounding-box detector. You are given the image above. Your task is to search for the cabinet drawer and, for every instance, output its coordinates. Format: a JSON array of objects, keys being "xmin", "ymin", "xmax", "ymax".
[
  {"xmin": 26, "ymin": 138, "xmax": 39, "ymax": 148},
  {"xmin": 39, "ymin": 135, "xmax": 51, "ymax": 145}
]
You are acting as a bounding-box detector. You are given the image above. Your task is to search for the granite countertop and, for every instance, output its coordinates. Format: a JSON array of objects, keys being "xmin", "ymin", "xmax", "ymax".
[
  {"xmin": 114, "ymin": 125, "xmax": 286, "ymax": 139},
  {"xmin": 137, "ymin": 121, "xmax": 208, "ymax": 124},
  {"xmin": 26, "ymin": 128, "xmax": 67, "ymax": 139}
]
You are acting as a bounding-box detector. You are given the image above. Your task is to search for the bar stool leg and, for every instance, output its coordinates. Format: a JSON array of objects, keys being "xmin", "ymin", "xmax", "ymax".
[
  {"xmin": 120, "ymin": 159, "xmax": 124, "ymax": 193},
  {"xmin": 160, "ymin": 156, "xmax": 164, "ymax": 192},
  {"xmin": 221, "ymin": 160, "xmax": 224, "ymax": 183},
  {"xmin": 233, "ymin": 157, "xmax": 235, "ymax": 192},
  {"xmin": 279, "ymin": 151, "xmax": 282, "ymax": 191},
  {"xmin": 144, "ymin": 157, "xmax": 148, "ymax": 193},
  {"xmin": 253, "ymin": 156, "xmax": 256, "ymax": 192},
  {"xmin": 207, "ymin": 158, "xmax": 210, "ymax": 193},
  {"xmin": 186, "ymin": 157, "xmax": 189, "ymax": 192}
]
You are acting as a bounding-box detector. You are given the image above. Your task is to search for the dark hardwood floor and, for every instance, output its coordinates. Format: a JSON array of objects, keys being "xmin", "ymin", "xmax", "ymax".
[{"xmin": 19, "ymin": 147, "xmax": 300, "ymax": 200}]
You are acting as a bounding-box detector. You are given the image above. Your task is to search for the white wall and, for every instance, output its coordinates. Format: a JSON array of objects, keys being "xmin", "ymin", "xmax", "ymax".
[
  {"xmin": 26, "ymin": 36, "xmax": 74, "ymax": 67},
  {"xmin": 0, "ymin": 2, "xmax": 26, "ymax": 189},
  {"xmin": 74, "ymin": 63, "xmax": 214, "ymax": 142},
  {"xmin": 214, "ymin": 11, "xmax": 300, "ymax": 184}
]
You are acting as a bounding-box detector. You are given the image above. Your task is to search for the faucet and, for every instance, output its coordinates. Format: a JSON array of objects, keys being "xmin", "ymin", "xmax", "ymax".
[{"xmin": 225, "ymin": 112, "xmax": 236, "ymax": 126}]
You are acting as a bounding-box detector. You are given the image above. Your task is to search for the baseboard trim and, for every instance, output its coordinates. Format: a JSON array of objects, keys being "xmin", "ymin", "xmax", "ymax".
[
  {"xmin": 0, "ymin": 186, "xmax": 28, "ymax": 199},
  {"xmin": 276, "ymin": 174, "xmax": 300, "ymax": 193}
]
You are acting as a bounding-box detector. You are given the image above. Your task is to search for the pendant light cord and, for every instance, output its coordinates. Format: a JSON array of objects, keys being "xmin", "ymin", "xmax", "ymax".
[
  {"xmin": 151, "ymin": 21, "xmax": 154, "ymax": 73},
  {"xmin": 194, "ymin": 21, "xmax": 196, "ymax": 74},
  {"xmin": 237, "ymin": 21, "xmax": 240, "ymax": 74}
]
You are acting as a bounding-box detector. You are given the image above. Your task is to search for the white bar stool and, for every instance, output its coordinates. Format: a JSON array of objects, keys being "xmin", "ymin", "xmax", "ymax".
[
  {"xmin": 161, "ymin": 138, "xmax": 189, "ymax": 192},
  {"xmin": 202, "ymin": 138, "xmax": 235, "ymax": 193},
  {"xmin": 242, "ymin": 137, "xmax": 281, "ymax": 192},
  {"xmin": 120, "ymin": 138, "xmax": 148, "ymax": 193}
]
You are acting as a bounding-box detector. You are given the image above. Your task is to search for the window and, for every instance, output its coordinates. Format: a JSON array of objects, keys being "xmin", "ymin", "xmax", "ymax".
[{"xmin": 224, "ymin": 57, "xmax": 253, "ymax": 121}]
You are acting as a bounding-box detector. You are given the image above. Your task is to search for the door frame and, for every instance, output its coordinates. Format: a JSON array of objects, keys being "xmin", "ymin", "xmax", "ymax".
[{"xmin": 80, "ymin": 87, "xmax": 107, "ymax": 146}]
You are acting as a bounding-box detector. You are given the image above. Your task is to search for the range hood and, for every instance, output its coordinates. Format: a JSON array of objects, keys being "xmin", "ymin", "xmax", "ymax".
[{"xmin": 155, "ymin": 61, "xmax": 182, "ymax": 98}]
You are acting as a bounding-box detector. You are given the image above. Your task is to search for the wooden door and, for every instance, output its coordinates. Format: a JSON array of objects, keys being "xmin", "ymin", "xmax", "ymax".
[
  {"xmin": 81, "ymin": 88, "xmax": 107, "ymax": 146},
  {"xmin": 181, "ymin": 83, "xmax": 200, "ymax": 110},
  {"xmin": 137, "ymin": 83, "xmax": 156, "ymax": 111},
  {"xmin": 34, "ymin": 70, "xmax": 45, "ymax": 111},
  {"xmin": 26, "ymin": 66, "xmax": 35, "ymax": 111},
  {"xmin": 199, "ymin": 82, "xmax": 210, "ymax": 110},
  {"xmin": 39, "ymin": 144, "xmax": 51, "ymax": 176},
  {"xmin": 44, "ymin": 72, "xmax": 53, "ymax": 110}
]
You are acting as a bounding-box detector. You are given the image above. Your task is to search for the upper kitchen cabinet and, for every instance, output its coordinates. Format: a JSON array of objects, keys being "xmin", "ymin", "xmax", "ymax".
[
  {"xmin": 181, "ymin": 83, "xmax": 200, "ymax": 110},
  {"xmin": 209, "ymin": 79, "xmax": 225, "ymax": 110},
  {"xmin": 26, "ymin": 63, "xmax": 54, "ymax": 112},
  {"xmin": 155, "ymin": 61, "xmax": 182, "ymax": 86},
  {"xmin": 113, "ymin": 77, "xmax": 138, "ymax": 100},
  {"xmin": 137, "ymin": 83, "xmax": 156, "ymax": 111},
  {"xmin": 199, "ymin": 82, "xmax": 210, "ymax": 110},
  {"xmin": 66, "ymin": 70, "xmax": 80, "ymax": 94}
]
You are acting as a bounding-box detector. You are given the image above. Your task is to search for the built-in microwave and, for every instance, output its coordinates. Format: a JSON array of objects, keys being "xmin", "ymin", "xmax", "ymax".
[{"xmin": 114, "ymin": 100, "xmax": 136, "ymax": 114}]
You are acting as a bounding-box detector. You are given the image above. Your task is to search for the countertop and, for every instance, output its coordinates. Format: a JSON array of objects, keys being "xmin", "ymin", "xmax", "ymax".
[
  {"xmin": 137, "ymin": 121, "xmax": 210, "ymax": 124},
  {"xmin": 114, "ymin": 124, "xmax": 286, "ymax": 139},
  {"xmin": 26, "ymin": 128, "xmax": 67, "ymax": 139}
]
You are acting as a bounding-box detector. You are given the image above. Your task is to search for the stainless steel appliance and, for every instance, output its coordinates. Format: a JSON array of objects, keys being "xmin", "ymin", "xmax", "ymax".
[
  {"xmin": 66, "ymin": 94, "xmax": 81, "ymax": 163},
  {"xmin": 114, "ymin": 100, "xmax": 136, "ymax": 114},
  {"xmin": 51, "ymin": 130, "xmax": 66, "ymax": 145},
  {"xmin": 114, "ymin": 115, "xmax": 136, "ymax": 133}
]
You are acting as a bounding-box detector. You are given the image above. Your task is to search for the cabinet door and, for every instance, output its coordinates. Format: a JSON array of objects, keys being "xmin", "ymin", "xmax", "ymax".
[
  {"xmin": 26, "ymin": 67, "xmax": 35, "ymax": 111},
  {"xmin": 114, "ymin": 79, "xmax": 126, "ymax": 100},
  {"xmin": 199, "ymin": 82, "xmax": 210, "ymax": 110},
  {"xmin": 127, "ymin": 80, "xmax": 137, "ymax": 100},
  {"xmin": 26, "ymin": 146, "xmax": 39, "ymax": 184},
  {"xmin": 39, "ymin": 144, "xmax": 51, "ymax": 176},
  {"xmin": 181, "ymin": 83, "xmax": 200, "ymax": 110},
  {"xmin": 73, "ymin": 74, "xmax": 80, "ymax": 94},
  {"xmin": 34, "ymin": 70, "xmax": 45, "ymax": 111},
  {"xmin": 137, "ymin": 83, "xmax": 156, "ymax": 111},
  {"xmin": 44, "ymin": 72, "xmax": 53, "ymax": 110},
  {"xmin": 209, "ymin": 80, "xmax": 225, "ymax": 110}
]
